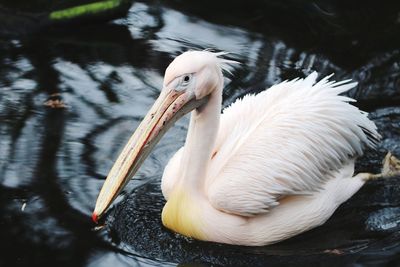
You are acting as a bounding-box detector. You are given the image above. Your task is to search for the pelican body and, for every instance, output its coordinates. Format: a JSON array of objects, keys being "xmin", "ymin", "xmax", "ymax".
[{"xmin": 93, "ymin": 51, "xmax": 382, "ymax": 246}]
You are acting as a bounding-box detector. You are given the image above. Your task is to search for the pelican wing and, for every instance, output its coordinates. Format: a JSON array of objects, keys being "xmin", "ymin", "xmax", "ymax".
[{"xmin": 207, "ymin": 73, "xmax": 380, "ymax": 217}]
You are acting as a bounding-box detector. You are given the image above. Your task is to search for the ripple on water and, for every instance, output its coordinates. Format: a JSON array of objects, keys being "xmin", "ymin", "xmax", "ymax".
[{"xmin": 366, "ymin": 207, "xmax": 400, "ymax": 232}]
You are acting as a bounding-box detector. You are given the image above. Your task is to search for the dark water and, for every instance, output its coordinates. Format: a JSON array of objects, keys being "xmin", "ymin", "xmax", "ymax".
[{"xmin": 1, "ymin": 1, "xmax": 400, "ymax": 266}]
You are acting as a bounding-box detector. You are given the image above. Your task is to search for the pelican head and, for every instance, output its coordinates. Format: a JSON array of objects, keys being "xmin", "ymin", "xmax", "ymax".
[{"xmin": 92, "ymin": 51, "xmax": 234, "ymax": 222}]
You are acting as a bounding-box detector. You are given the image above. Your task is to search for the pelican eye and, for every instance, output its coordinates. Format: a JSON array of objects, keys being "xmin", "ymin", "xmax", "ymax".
[
  {"xmin": 175, "ymin": 74, "xmax": 193, "ymax": 92},
  {"xmin": 181, "ymin": 74, "xmax": 192, "ymax": 85}
]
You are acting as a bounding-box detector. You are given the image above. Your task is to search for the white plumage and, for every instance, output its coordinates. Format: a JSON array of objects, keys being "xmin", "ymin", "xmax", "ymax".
[
  {"xmin": 206, "ymin": 73, "xmax": 379, "ymax": 216},
  {"xmin": 160, "ymin": 52, "xmax": 380, "ymax": 245},
  {"xmin": 94, "ymin": 51, "xmax": 395, "ymax": 246}
]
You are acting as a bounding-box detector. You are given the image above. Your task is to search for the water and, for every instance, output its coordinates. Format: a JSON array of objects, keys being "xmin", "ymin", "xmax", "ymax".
[{"xmin": 1, "ymin": 1, "xmax": 400, "ymax": 266}]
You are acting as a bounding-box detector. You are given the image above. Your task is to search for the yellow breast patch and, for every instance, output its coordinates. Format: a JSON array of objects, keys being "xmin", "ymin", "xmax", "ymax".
[{"xmin": 161, "ymin": 188, "xmax": 206, "ymax": 240}]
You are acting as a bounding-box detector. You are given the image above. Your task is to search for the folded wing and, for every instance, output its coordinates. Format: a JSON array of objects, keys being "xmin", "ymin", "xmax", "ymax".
[{"xmin": 207, "ymin": 73, "xmax": 380, "ymax": 217}]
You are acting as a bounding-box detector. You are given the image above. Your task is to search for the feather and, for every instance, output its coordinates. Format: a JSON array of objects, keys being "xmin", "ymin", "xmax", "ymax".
[{"xmin": 206, "ymin": 73, "xmax": 380, "ymax": 216}]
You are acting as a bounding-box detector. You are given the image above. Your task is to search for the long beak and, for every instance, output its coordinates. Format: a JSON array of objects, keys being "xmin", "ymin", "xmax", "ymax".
[{"xmin": 92, "ymin": 88, "xmax": 208, "ymax": 223}]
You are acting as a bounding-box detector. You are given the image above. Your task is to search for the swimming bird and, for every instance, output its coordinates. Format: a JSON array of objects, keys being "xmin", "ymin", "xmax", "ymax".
[{"xmin": 92, "ymin": 50, "xmax": 399, "ymax": 246}]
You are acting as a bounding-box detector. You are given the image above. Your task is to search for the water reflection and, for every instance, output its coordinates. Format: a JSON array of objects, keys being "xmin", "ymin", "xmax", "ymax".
[{"xmin": 1, "ymin": 1, "xmax": 400, "ymax": 266}]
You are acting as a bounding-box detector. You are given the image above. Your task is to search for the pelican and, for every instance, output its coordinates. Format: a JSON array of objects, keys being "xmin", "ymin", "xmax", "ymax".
[{"xmin": 93, "ymin": 50, "xmax": 400, "ymax": 246}]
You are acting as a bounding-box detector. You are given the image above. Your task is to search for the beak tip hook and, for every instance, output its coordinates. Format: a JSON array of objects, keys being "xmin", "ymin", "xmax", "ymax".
[{"xmin": 92, "ymin": 212, "xmax": 99, "ymax": 224}]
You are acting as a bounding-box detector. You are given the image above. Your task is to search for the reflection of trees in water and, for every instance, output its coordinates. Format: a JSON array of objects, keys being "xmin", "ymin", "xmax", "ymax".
[
  {"xmin": 162, "ymin": 0, "xmax": 400, "ymax": 68},
  {"xmin": 351, "ymin": 50, "xmax": 400, "ymax": 110},
  {"xmin": 0, "ymin": 39, "xmax": 108, "ymax": 267},
  {"xmin": 0, "ymin": 10, "xmax": 171, "ymax": 265}
]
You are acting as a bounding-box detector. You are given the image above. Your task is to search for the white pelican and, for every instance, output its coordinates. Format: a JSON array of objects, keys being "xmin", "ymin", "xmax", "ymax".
[{"xmin": 93, "ymin": 51, "xmax": 400, "ymax": 246}]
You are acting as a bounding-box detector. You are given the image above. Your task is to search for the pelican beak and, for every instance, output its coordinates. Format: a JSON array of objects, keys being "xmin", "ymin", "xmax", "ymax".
[{"xmin": 92, "ymin": 88, "xmax": 208, "ymax": 223}]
